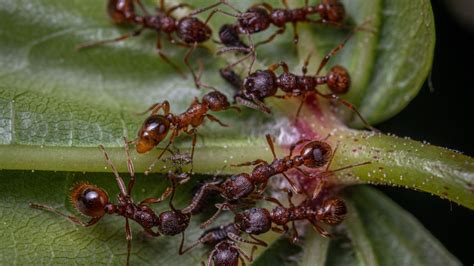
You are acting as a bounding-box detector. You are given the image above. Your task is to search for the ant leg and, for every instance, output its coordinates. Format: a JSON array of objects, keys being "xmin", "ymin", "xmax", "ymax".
[
  {"xmin": 135, "ymin": 100, "xmax": 170, "ymax": 116},
  {"xmin": 125, "ymin": 218, "xmax": 132, "ymax": 266},
  {"xmin": 236, "ymin": 245, "xmax": 258, "ymax": 263},
  {"xmin": 268, "ymin": 61, "xmax": 289, "ymax": 73},
  {"xmin": 29, "ymin": 203, "xmax": 102, "ymax": 226},
  {"xmin": 182, "ymin": 183, "xmax": 224, "ymax": 214},
  {"xmin": 302, "ymin": 50, "xmax": 314, "ymax": 76},
  {"xmin": 282, "ymin": 172, "xmax": 302, "ymax": 194},
  {"xmin": 156, "ymin": 33, "xmax": 186, "ymax": 78},
  {"xmin": 158, "ymin": 0, "xmax": 165, "ymax": 11},
  {"xmin": 207, "ymin": 248, "xmax": 218, "ymax": 266},
  {"xmin": 227, "ymin": 233, "xmax": 264, "ymax": 247},
  {"xmin": 235, "ymin": 96, "xmax": 272, "ymax": 113},
  {"xmin": 295, "ymin": 93, "xmax": 308, "ymax": 120},
  {"xmin": 139, "ymin": 186, "xmax": 173, "ymax": 205},
  {"xmin": 271, "ymin": 226, "xmax": 285, "ymax": 233},
  {"xmin": 76, "ymin": 27, "xmax": 145, "ymax": 50},
  {"xmin": 291, "ymin": 221, "xmax": 299, "ymax": 243},
  {"xmin": 292, "ymin": 22, "xmax": 299, "ymax": 44},
  {"xmin": 265, "ymin": 134, "xmax": 278, "ymax": 159},
  {"xmin": 123, "ymin": 137, "xmax": 136, "ymax": 195},
  {"xmin": 199, "ymin": 202, "xmax": 235, "ymax": 229},
  {"xmin": 206, "ymin": 114, "xmax": 228, "ymax": 127},
  {"xmin": 281, "ymin": 0, "xmax": 289, "ymax": 9},
  {"xmin": 184, "ymin": 43, "xmax": 214, "ymax": 89},
  {"xmin": 310, "ymin": 220, "xmax": 332, "ymax": 238},
  {"xmin": 255, "ymin": 27, "xmax": 286, "ymax": 48},
  {"xmin": 315, "ymin": 91, "xmax": 378, "ymax": 131},
  {"xmin": 179, "ymin": 232, "xmax": 201, "ymax": 255},
  {"xmin": 166, "ymin": 3, "xmax": 193, "ymax": 16},
  {"xmin": 315, "ymin": 31, "xmax": 354, "ymax": 75},
  {"xmin": 231, "ymin": 159, "xmax": 267, "ymax": 167},
  {"xmin": 144, "ymin": 130, "xmax": 178, "ymax": 175},
  {"xmin": 249, "ymin": 234, "xmax": 268, "ymax": 247},
  {"xmin": 250, "ymin": 194, "xmax": 284, "ymax": 206},
  {"xmin": 99, "ymin": 144, "xmax": 128, "ymax": 196},
  {"xmin": 184, "ymin": 128, "xmax": 197, "ymax": 172}
]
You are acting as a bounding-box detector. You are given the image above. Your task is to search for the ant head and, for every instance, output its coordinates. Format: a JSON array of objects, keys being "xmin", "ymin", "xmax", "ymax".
[
  {"xmin": 243, "ymin": 70, "xmax": 278, "ymax": 99},
  {"xmin": 158, "ymin": 210, "xmax": 190, "ymax": 236},
  {"xmin": 300, "ymin": 141, "xmax": 333, "ymax": 168},
  {"xmin": 270, "ymin": 206, "xmax": 289, "ymax": 226},
  {"xmin": 107, "ymin": 0, "xmax": 135, "ymax": 23},
  {"xmin": 327, "ymin": 65, "xmax": 350, "ymax": 94},
  {"xmin": 222, "ymin": 173, "xmax": 254, "ymax": 200},
  {"xmin": 320, "ymin": 0, "xmax": 346, "ymax": 23},
  {"xmin": 177, "ymin": 17, "xmax": 212, "ymax": 44},
  {"xmin": 136, "ymin": 115, "xmax": 170, "ymax": 154},
  {"xmin": 239, "ymin": 7, "xmax": 271, "ymax": 33},
  {"xmin": 70, "ymin": 183, "xmax": 109, "ymax": 217},
  {"xmin": 203, "ymin": 91, "xmax": 231, "ymax": 111},
  {"xmin": 235, "ymin": 207, "xmax": 272, "ymax": 234},
  {"xmin": 212, "ymin": 241, "xmax": 239, "ymax": 266},
  {"xmin": 316, "ymin": 198, "xmax": 347, "ymax": 225}
]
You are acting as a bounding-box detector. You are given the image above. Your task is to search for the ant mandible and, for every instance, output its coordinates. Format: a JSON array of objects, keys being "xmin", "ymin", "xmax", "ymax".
[
  {"xmin": 29, "ymin": 138, "xmax": 176, "ymax": 265},
  {"xmin": 77, "ymin": 0, "xmax": 223, "ymax": 89},
  {"xmin": 197, "ymin": 0, "xmax": 348, "ymax": 72},
  {"xmin": 222, "ymin": 32, "xmax": 377, "ymax": 131},
  {"xmin": 133, "ymin": 90, "xmax": 240, "ymax": 174},
  {"xmin": 216, "ymin": 190, "xmax": 348, "ymax": 246},
  {"xmin": 182, "ymin": 134, "xmax": 369, "ymax": 228},
  {"xmin": 179, "ymin": 223, "xmax": 259, "ymax": 266}
]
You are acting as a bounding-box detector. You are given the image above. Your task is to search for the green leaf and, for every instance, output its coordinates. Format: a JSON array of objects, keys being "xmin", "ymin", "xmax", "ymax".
[{"xmin": 343, "ymin": 186, "xmax": 460, "ymax": 266}]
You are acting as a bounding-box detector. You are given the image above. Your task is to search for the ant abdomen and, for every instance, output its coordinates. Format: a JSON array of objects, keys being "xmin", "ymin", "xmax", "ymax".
[
  {"xmin": 238, "ymin": 8, "xmax": 271, "ymax": 33},
  {"xmin": 177, "ymin": 17, "xmax": 212, "ymax": 44},
  {"xmin": 300, "ymin": 141, "xmax": 333, "ymax": 168},
  {"xmin": 107, "ymin": 0, "xmax": 135, "ymax": 24},
  {"xmin": 136, "ymin": 115, "xmax": 170, "ymax": 154},
  {"xmin": 235, "ymin": 208, "xmax": 272, "ymax": 235},
  {"xmin": 158, "ymin": 210, "xmax": 190, "ymax": 236},
  {"xmin": 327, "ymin": 65, "xmax": 350, "ymax": 94},
  {"xmin": 71, "ymin": 183, "xmax": 109, "ymax": 217},
  {"xmin": 221, "ymin": 174, "xmax": 255, "ymax": 201},
  {"xmin": 316, "ymin": 198, "xmax": 347, "ymax": 225}
]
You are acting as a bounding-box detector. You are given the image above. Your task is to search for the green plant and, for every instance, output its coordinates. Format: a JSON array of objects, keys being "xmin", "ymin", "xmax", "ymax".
[{"xmin": 0, "ymin": 0, "xmax": 471, "ymax": 265}]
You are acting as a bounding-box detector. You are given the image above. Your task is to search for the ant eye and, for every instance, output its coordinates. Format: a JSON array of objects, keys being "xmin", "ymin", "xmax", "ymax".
[{"xmin": 71, "ymin": 183, "xmax": 109, "ymax": 217}]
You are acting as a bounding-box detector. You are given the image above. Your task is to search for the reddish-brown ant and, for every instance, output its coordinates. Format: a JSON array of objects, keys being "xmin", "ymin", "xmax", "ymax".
[
  {"xmin": 215, "ymin": 190, "xmax": 347, "ymax": 245},
  {"xmin": 77, "ymin": 0, "xmax": 223, "ymax": 88},
  {"xmin": 183, "ymin": 134, "xmax": 369, "ymax": 227},
  {"xmin": 29, "ymin": 138, "xmax": 181, "ymax": 265},
  {"xmin": 133, "ymin": 90, "xmax": 240, "ymax": 174},
  {"xmin": 179, "ymin": 222, "xmax": 259, "ymax": 266},
  {"xmin": 198, "ymin": 0, "xmax": 352, "ymax": 72},
  {"xmin": 222, "ymin": 32, "xmax": 377, "ymax": 131}
]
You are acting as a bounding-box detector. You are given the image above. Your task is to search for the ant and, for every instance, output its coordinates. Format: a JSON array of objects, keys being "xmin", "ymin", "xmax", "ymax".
[
  {"xmin": 133, "ymin": 90, "xmax": 240, "ymax": 174},
  {"xmin": 222, "ymin": 32, "xmax": 378, "ymax": 131},
  {"xmin": 179, "ymin": 223, "xmax": 258, "ymax": 266},
  {"xmin": 199, "ymin": 0, "xmax": 351, "ymax": 72},
  {"xmin": 76, "ymin": 0, "xmax": 223, "ymax": 88},
  {"xmin": 183, "ymin": 134, "xmax": 369, "ymax": 227},
  {"xmin": 28, "ymin": 138, "xmax": 189, "ymax": 265},
  {"xmin": 215, "ymin": 190, "xmax": 347, "ymax": 245}
]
